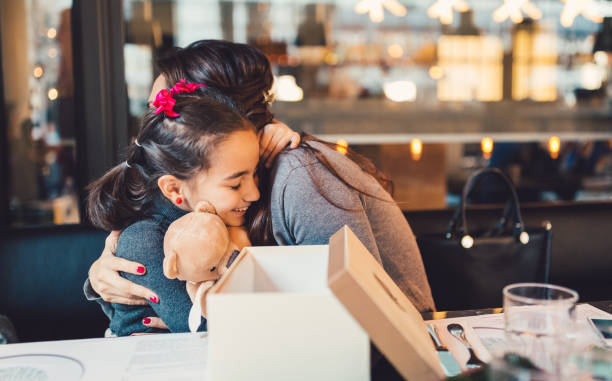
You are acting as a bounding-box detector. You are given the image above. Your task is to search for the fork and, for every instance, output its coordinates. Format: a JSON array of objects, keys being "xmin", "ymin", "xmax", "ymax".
[{"xmin": 447, "ymin": 323, "xmax": 486, "ymax": 369}]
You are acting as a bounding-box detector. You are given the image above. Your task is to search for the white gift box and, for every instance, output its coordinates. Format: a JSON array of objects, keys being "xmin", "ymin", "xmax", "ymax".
[{"xmin": 207, "ymin": 226, "xmax": 443, "ymax": 381}]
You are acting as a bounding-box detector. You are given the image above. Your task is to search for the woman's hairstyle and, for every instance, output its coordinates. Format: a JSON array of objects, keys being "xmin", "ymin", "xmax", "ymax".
[
  {"xmin": 87, "ymin": 93, "xmax": 254, "ymax": 231},
  {"xmin": 155, "ymin": 40, "xmax": 392, "ymax": 245},
  {"xmin": 156, "ymin": 40, "xmax": 274, "ymax": 130}
]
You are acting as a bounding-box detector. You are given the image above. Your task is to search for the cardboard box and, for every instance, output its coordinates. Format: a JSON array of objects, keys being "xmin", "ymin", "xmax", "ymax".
[{"xmin": 207, "ymin": 226, "xmax": 443, "ymax": 381}]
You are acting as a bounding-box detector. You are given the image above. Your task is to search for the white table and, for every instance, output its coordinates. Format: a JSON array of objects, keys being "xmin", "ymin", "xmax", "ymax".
[{"xmin": 0, "ymin": 332, "xmax": 208, "ymax": 381}]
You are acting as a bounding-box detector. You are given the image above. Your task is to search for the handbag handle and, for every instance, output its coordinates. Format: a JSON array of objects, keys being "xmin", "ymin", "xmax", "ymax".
[{"xmin": 446, "ymin": 168, "xmax": 530, "ymax": 247}]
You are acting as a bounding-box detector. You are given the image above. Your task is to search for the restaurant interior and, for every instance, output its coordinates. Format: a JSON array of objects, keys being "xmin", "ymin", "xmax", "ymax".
[{"xmin": 1, "ymin": 0, "xmax": 612, "ymax": 379}]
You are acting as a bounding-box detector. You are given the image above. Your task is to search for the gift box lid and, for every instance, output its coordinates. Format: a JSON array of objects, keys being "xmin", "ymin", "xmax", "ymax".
[{"xmin": 328, "ymin": 226, "xmax": 444, "ymax": 381}]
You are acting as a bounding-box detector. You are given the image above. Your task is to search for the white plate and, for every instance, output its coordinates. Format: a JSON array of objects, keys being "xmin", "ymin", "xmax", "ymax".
[{"xmin": 0, "ymin": 354, "xmax": 83, "ymax": 381}]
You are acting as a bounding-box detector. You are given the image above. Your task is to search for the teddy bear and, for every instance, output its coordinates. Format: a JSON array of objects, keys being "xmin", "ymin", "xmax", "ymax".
[{"xmin": 162, "ymin": 200, "xmax": 248, "ymax": 332}]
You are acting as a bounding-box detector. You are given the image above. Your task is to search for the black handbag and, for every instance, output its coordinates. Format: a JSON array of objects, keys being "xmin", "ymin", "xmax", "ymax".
[{"xmin": 417, "ymin": 168, "xmax": 552, "ymax": 311}]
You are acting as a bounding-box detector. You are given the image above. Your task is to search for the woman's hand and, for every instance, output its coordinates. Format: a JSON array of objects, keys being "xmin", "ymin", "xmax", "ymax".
[
  {"xmin": 89, "ymin": 231, "xmax": 160, "ymax": 305},
  {"xmin": 142, "ymin": 316, "xmax": 169, "ymax": 330},
  {"xmin": 258, "ymin": 120, "xmax": 300, "ymax": 168}
]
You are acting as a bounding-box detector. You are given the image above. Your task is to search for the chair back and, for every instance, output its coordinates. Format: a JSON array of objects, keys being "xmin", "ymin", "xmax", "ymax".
[{"xmin": 0, "ymin": 225, "xmax": 108, "ymax": 342}]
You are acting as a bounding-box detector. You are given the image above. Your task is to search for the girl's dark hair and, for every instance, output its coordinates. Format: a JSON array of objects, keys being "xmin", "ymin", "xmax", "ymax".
[
  {"xmin": 155, "ymin": 40, "xmax": 392, "ymax": 245},
  {"xmin": 87, "ymin": 94, "xmax": 254, "ymax": 231}
]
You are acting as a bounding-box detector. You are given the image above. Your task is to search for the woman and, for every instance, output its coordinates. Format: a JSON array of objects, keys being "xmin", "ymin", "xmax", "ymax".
[{"xmin": 86, "ymin": 40, "xmax": 435, "ymax": 321}]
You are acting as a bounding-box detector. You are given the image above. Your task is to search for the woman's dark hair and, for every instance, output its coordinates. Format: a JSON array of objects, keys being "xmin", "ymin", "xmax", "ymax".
[
  {"xmin": 155, "ymin": 40, "xmax": 392, "ymax": 245},
  {"xmin": 156, "ymin": 40, "xmax": 274, "ymax": 130},
  {"xmin": 87, "ymin": 94, "xmax": 254, "ymax": 231}
]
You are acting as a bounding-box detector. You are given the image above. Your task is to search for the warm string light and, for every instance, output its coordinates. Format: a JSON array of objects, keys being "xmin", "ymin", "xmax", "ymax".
[
  {"xmin": 548, "ymin": 136, "xmax": 561, "ymax": 159},
  {"xmin": 493, "ymin": 0, "xmax": 542, "ymax": 24},
  {"xmin": 383, "ymin": 81, "xmax": 417, "ymax": 102},
  {"xmin": 594, "ymin": 51, "xmax": 608, "ymax": 66},
  {"xmin": 336, "ymin": 139, "xmax": 349, "ymax": 155},
  {"xmin": 429, "ymin": 65, "xmax": 444, "ymax": 80},
  {"xmin": 33, "ymin": 65, "xmax": 44, "ymax": 78},
  {"xmin": 273, "ymin": 75, "xmax": 303, "ymax": 102},
  {"xmin": 354, "ymin": 0, "xmax": 407, "ymax": 23},
  {"xmin": 481, "ymin": 137, "xmax": 494, "ymax": 159},
  {"xmin": 560, "ymin": 0, "xmax": 602, "ymax": 28},
  {"xmin": 410, "ymin": 139, "xmax": 423, "ymax": 161},
  {"xmin": 47, "ymin": 88, "xmax": 58, "ymax": 101},
  {"xmin": 427, "ymin": 0, "xmax": 470, "ymax": 25},
  {"xmin": 353, "ymin": 0, "xmax": 603, "ymax": 27},
  {"xmin": 387, "ymin": 44, "xmax": 404, "ymax": 58}
]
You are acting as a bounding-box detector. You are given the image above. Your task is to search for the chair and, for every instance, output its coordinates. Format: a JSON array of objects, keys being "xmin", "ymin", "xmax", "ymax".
[{"xmin": 0, "ymin": 225, "xmax": 109, "ymax": 342}]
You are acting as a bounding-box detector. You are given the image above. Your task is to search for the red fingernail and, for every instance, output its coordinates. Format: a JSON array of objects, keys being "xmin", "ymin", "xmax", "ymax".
[
  {"xmin": 143, "ymin": 318, "xmax": 151, "ymax": 324},
  {"xmin": 149, "ymin": 296, "xmax": 158, "ymax": 303},
  {"xmin": 137, "ymin": 266, "xmax": 145, "ymax": 274}
]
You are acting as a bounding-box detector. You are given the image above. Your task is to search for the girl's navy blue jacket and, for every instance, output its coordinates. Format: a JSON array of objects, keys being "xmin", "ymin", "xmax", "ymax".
[{"xmin": 96, "ymin": 195, "xmax": 206, "ymax": 336}]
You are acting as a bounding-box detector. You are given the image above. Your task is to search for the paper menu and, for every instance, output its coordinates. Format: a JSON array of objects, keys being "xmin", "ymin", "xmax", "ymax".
[
  {"xmin": 123, "ymin": 333, "xmax": 208, "ymax": 381},
  {"xmin": 425, "ymin": 303, "xmax": 612, "ymax": 372}
]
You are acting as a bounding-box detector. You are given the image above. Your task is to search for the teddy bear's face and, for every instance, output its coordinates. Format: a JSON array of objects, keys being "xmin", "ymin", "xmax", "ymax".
[{"xmin": 163, "ymin": 212, "xmax": 230, "ymax": 282}]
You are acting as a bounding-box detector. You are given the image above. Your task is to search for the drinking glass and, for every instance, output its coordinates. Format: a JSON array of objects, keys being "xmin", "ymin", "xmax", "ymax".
[{"xmin": 503, "ymin": 283, "xmax": 579, "ymax": 375}]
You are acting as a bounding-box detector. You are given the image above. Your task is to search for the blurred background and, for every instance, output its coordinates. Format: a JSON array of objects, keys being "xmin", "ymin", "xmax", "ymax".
[{"xmin": 2, "ymin": 0, "xmax": 612, "ymax": 227}]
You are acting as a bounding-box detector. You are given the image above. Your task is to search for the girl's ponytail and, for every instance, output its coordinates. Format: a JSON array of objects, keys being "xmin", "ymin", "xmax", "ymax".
[{"xmin": 86, "ymin": 160, "xmax": 148, "ymax": 231}]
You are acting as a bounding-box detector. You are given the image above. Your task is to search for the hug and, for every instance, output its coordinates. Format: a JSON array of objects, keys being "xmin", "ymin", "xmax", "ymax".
[{"xmin": 84, "ymin": 40, "xmax": 435, "ymax": 337}]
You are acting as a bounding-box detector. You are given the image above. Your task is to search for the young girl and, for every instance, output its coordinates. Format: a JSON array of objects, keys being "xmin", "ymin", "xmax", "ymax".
[{"xmin": 87, "ymin": 84, "xmax": 260, "ymax": 335}]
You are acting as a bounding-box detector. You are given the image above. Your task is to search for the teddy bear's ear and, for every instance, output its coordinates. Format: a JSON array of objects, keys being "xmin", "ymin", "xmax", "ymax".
[
  {"xmin": 163, "ymin": 251, "xmax": 179, "ymax": 279},
  {"xmin": 194, "ymin": 200, "xmax": 217, "ymax": 214}
]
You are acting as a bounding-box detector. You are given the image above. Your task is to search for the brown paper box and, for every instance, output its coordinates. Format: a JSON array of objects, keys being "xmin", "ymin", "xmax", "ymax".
[{"xmin": 328, "ymin": 226, "xmax": 444, "ymax": 381}]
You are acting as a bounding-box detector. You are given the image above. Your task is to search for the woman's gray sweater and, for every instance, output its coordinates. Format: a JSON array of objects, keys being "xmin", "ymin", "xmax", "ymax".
[{"xmin": 270, "ymin": 141, "xmax": 435, "ymax": 312}]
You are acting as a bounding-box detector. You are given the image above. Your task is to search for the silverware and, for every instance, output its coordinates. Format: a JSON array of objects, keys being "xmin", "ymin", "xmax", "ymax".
[
  {"xmin": 447, "ymin": 323, "xmax": 486, "ymax": 369},
  {"xmin": 427, "ymin": 324, "xmax": 462, "ymax": 376}
]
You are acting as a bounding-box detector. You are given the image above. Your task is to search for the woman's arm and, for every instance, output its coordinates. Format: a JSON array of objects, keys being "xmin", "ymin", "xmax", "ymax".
[
  {"xmin": 113, "ymin": 224, "xmax": 204, "ymax": 334},
  {"xmin": 87, "ymin": 230, "xmax": 160, "ymax": 305}
]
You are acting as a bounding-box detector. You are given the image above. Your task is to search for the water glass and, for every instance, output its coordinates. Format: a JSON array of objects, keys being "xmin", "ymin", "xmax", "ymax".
[{"xmin": 503, "ymin": 283, "xmax": 579, "ymax": 375}]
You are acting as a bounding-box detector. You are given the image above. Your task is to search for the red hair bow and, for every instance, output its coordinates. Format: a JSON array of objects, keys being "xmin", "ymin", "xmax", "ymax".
[
  {"xmin": 172, "ymin": 78, "xmax": 206, "ymax": 93},
  {"xmin": 152, "ymin": 89, "xmax": 179, "ymax": 117},
  {"xmin": 152, "ymin": 79, "xmax": 206, "ymax": 117}
]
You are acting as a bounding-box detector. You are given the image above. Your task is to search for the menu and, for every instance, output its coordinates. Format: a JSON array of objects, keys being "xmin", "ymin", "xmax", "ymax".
[{"xmin": 122, "ymin": 334, "xmax": 208, "ymax": 381}]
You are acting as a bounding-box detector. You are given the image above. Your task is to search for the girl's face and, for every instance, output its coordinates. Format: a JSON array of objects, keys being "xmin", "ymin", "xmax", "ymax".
[{"xmin": 182, "ymin": 129, "xmax": 260, "ymax": 227}]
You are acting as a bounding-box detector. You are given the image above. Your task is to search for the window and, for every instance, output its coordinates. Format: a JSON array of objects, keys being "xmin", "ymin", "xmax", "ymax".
[
  {"xmin": 121, "ymin": 0, "xmax": 612, "ymax": 209},
  {"xmin": 1, "ymin": 0, "xmax": 79, "ymax": 226}
]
